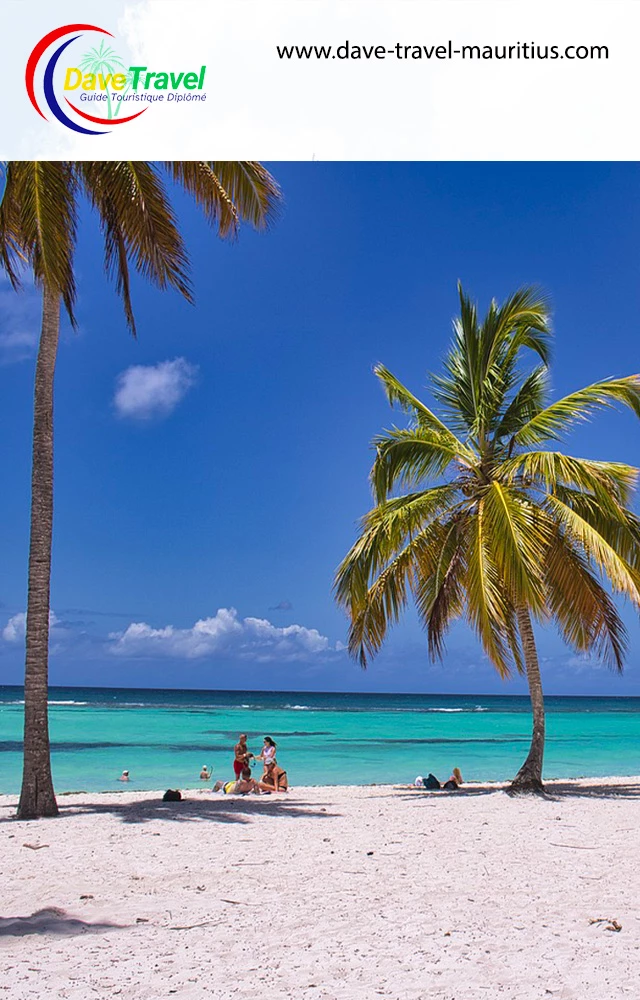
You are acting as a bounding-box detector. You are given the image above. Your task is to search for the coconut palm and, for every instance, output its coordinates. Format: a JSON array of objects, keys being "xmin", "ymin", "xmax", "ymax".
[
  {"xmin": 335, "ymin": 284, "xmax": 640, "ymax": 792},
  {"xmin": 0, "ymin": 161, "xmax": 281, "ymax": 819}
]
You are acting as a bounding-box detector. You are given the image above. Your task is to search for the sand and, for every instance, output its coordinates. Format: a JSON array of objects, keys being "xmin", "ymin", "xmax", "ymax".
[{"xmin": 1, "ymin": 778, "xmax": 639, "ymax": 999}]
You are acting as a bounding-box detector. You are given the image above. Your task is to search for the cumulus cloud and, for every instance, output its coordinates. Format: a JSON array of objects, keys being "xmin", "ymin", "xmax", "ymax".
[
  {"xmin": 108, "ymin": 607, "xmax": 336, "ymax": 662},
  {"xmin": 113, "ymin": 357, "xmax": 198, "ymax": 420},
  {"xmin": 1, "ymin": 606, "xmax": 342, "ymax": 666},
  {"xmin": 3, "ymin": 611, "xmax": 60, "ymax": 642}
]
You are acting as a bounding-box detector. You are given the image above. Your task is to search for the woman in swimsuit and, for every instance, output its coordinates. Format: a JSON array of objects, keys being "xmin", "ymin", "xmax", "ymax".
[
  {"xmin": 262, "ymin": 761, "xmax": 288, "ymax": 792},
  {"xmin": 442, "ymin": 767, "xmax": 463, "ymax": 790},
  {"xmin": 255, "ymin": 736, "xmax": 277, "ymax": 774}
]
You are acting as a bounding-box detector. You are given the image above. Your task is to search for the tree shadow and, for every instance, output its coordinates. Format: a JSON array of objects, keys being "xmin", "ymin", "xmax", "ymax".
[
  {"xmin": 0, "ymin": 794, "xmax": 339, "ymax": 826},
  {"xmin": 543, "ymin": 781, "xmax": 640, "ymax": 800},
  {"xmin": 388, "ymin": 786, "xmax": 501, "ymax": 800},
  {"xmin": 390, "ymin": 779, "xmax": 640, "ymax": 801},
  {"xmin": 0, "ymin": 907, "xmax": 126, "ymax": 937}
]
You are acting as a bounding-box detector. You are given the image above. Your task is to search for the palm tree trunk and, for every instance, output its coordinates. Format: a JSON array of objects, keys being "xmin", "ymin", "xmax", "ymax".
[
  {"xmin": 509, "ymin": 607, "xmax": 546, "ymax": 794},
  {"xmin": 17, "ymin": 285, "xmax": 60, "ymax": 820}
]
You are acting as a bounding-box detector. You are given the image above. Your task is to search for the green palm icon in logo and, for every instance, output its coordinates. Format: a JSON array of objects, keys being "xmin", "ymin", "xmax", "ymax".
[{"xmin": 78, "ymin": 40, "xmax": 131, "ymax": 120}]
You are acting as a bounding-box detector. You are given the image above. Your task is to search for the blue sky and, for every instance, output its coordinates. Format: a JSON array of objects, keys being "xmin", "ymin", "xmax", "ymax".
[{"xmin": 2, "ymin": 162, "xmax": 640, "ymax": 695}]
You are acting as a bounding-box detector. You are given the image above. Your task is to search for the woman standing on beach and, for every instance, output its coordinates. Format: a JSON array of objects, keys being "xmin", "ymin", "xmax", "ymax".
[{"xmin": 255, "ymin": 736, "xmax": 277, "ymax": 776}]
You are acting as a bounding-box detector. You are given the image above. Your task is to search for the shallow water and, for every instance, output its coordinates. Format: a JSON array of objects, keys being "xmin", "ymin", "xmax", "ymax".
[{"xmin": 1, "ymin": 686, "xmax": 639, "ymax": 793}]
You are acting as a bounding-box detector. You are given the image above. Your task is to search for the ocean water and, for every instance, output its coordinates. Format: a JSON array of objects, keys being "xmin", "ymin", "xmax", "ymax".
[{"xmin": 1, "ymin": 686, "xmax": 639, "ymax": 794}]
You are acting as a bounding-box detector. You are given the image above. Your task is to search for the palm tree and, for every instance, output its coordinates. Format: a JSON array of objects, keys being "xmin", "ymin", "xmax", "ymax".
[
  {"xmin": 335, "ymin": 284, "xmax": 640, "ymax": 793},
  {"xmin": 0, "ymin": 161, "xmax": 281, "ymax": 819}
]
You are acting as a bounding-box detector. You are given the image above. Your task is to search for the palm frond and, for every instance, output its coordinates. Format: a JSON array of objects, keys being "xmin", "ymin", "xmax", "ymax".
[
  {"xmin": 553, "ymin": 485, "xmax": 640, "ymax": 570},
  {"xmin": 544, "ymin": 531, "xmax": 627, "ymax": 671},
  {"xmin": 373, "ymin": 364, "xmax": 475, "ymax": 461},
  {"xmin": 338, "ymin": 523, "xmax": 451, "ymax": 665},
  {"xmin": 78, "ymin": 161, "xmax": 193, "ymax": 334},
  {"xmin": 335, "ymin": 489, "xmax": 462, "ymax": 614},
  {"xmin": 370, "ymin": 428, "xmax": 470, "ymax": 501},
  {"xmin": 413, "ymin": 515, "xmax": 468, "ymax": 659},
  {"xmin": 361, "ymin": 484, "xmax": 463, "ymax": 539},
  {"xmin": 513, "ymin": 377, "xmax": 640, "ymax": 447},
  {"xmin": 165, "ymin": 162, "xmax": 282, "ymax": 238},
  {"xmin": 491, "ymin": 286, "xmax": 552, "ymax": 368},
  {"xmin": 0, "ymin": 161, "xmax": 77, "ymax": 322},
  {"xmin": 431, "ymin": 284, "xmax": 552, "ymax": 440},
  {"xmin": 493, "ymin": 365, "xmax": 549, "ymax": 444},
  {"xmin": 482, "ymin": 483, "xmax": 549, "ymax": 612},
  {"xmin": 546, "ymin": 494, "xmax": 640, "ymax": 605},
  {"xmin": 501, "ymin": 451, "xmax": 638, "ymax": 505},
  {"xmin": 463, "ymin": 497, "xmax": 517, "ymax": 677},
  {"xmin": 0, "ymin": 165, "xmax": 26, "ymax": 288}
]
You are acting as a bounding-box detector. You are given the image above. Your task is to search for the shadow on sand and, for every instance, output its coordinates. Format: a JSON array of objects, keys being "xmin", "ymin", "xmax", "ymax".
[
  {"xmin": 0, "ymin": 794, "xmax": 339, "ymax": 826},
  {"xmin": 0, "ymin": 907, "xmax": 126, "ymax": 937},
  {"xmin": 389, "ymin": 786, "xmax": 500, "ymax": 801},
  {"xmin": 541, "ymin": 781, "xmax": 640, "ymax": 800},
  {"xmin": 389, "ymin": 779, "xmax": 640, "ymax": 801}
]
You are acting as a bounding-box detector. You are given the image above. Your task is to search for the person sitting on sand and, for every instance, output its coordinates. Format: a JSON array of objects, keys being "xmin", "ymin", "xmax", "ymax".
[
  {"xmin": 118, "ymin": 770, "xmax": 130, "ymax": 782},
  {"xmin": 200, "ymin": 765, "xmax": 212, "ymax": 780},
  {"xmin": 262, "ymin": 761, "xmax": 288, "ymax": 792},
  {"xmin": 443, "ymin": 767, "xmax": 463, "ymax": 790},
  {"xmin": 255, "ymin": 737, "xmax": 289, "ymax": 790}
]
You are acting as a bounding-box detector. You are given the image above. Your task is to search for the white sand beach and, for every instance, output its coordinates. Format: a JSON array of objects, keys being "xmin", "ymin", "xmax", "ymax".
[{"xmin": 1, "ymin": 779, "xmax": 639, "ymax": 1000}]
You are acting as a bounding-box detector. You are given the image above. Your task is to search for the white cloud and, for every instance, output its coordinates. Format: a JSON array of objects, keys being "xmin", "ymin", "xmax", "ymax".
[
  {"xmin": 2, "ymin": 613, "xmax": 26, "ymax": 642},
  {"xmin": 1, "ymin": 606, "xmax": 339, "ymax": 664},
  {"xmin": 108, "ymin": 607, "xmax": 335, "ymax": 662},
  {"xmin": 113, "ymin": 357, "xmax": 198, "ymax": 420},
  {"xmin": 3, "ymin": 610, "xmax": 60, "ymax": 642}
]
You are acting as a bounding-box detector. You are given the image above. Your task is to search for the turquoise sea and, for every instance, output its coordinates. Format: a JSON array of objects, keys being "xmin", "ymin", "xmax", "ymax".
[{"xmin": 1, "ymin": 686, "xmax": 639, "ymax": 794}]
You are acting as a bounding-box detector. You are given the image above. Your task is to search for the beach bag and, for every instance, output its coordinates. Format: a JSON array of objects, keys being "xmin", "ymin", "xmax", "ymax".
[
  {"xmin": 163, "ymin": 789, "xmax": 182, "ymax": 801},
  {"xmin": 424, "ymin": 773, "xmax": 441, "ymax": 790}
]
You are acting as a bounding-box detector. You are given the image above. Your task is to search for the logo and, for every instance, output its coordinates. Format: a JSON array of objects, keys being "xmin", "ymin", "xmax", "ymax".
[{"xmin": 26, "ymin": 24, "xmax": 207, "ymax": 135}]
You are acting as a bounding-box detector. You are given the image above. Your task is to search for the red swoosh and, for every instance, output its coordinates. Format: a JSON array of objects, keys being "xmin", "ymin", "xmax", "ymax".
[
  {"xmin": 26, "ymin": 24, "xmax": 112, "ymax": 119},
  {"xmin": 66, "ymin": 99, "xmax": 148, "ymax": 125}
]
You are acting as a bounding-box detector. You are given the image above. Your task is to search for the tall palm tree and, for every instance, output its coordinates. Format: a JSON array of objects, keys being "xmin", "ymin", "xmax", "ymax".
[
  {"xmin": 335, "ymin": 284, "xmax": 640, "ymax": 792},
  {"xmin": 0, "ymin": 161, "xmax": 281, "ymax": 819}
]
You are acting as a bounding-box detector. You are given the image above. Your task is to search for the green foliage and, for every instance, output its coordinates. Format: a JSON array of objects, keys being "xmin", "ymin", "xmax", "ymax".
[
  {"xmin": 0, "ymin": 161, "xmax": 282, "ymax": 333},
  {"xmin": 335, "ymin": 285, "xmax": 640, "ymax": 679}
]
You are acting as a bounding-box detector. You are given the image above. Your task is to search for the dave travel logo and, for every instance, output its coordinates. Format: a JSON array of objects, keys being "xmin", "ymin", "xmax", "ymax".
[{"xmin": 26, "ymin": 24, "xmax": 207, "ymax": 135}]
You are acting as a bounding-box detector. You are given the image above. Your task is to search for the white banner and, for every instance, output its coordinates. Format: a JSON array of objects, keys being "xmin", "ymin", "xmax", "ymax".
[{"xmin": 2, "ymin": 0, "xmax": 636, "ymax": 160}]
